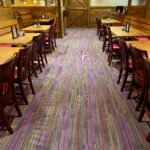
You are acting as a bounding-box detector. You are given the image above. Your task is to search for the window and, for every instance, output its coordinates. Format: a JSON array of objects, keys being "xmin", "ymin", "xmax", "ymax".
[{"xmin": 91, "ymin": 0, "xmax": 128, "ymax": 6}]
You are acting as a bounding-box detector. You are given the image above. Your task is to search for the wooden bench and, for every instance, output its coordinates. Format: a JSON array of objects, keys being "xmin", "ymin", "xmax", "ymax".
[
  {"xmin": 0, "ymin": 19, "xmax": 19, "ymax": 36},
  {"xmin": 15, "ymin": 11, "xmax": 34, "ymax": 29},
  {"xmin": 123, "ymin": 16, "xmax": 150, "ymax": 34}
]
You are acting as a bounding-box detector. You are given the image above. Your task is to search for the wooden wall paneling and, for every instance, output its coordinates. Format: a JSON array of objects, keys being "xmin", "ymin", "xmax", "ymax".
[
  {"xmin": 146, "ymin": 0, "xmax": 150, "ymax": 19},
  {"xmin": 0, "ymin": 7, "xmax": 12, "ymax": 22},
  {"xmin": 89, "ymin": 7, "xmax": 115, "ymax": 27},
  {"xmin": 12, "ymin": 6, "xmax": 60, "ymax": 34},
  {"xmin": 66, "ymin": 0, "xmax": 88, "ymax": 27},
  {"xmin": 0, "ymin": 19, "xmax": 18, "ymax": 36}
]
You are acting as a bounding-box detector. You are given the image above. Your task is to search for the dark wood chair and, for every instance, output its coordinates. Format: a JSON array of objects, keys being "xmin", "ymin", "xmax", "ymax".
[
  {"xmin": 45, "ymin": 26, "xmax": 54, "ymax": 53},
  {"xmin": 31, "ymin": 35, "xmax": 43, "ymax": 75},
  {"xmin": 96, "ymin": 18, "xmax": 100, "ymax": 35},
  {"xmin": 107, "ymin": 27, "xmax": 120, "ymax": 66},
  {"xmin": 15, "ymin": 46, "xmax": 35, "ymax": 105},
  {"xmin": 138, "ymin": 57, "xmax": 150, "ymax": 142},
  {"xmin": 39, "ymin": 32, "xmax": 48, "ymax": 66},
  {"xmin": 117, "ymin": 39, "xmax": 133, "ymax": 92},
  {"xmin": 98, "ymin": 19, "xmax": 104, "ymax": 40},
  {"xmin": 128, "ymin": 46, "xmax": 148, "ymax": 111},
  {"xmin": 102, "ymin": 25, "xmax": 109, "ymax": 52},
  {"xmin": 0, "ymin": 56, "xmax": 22, "ymax": 134},
  {"xmin": 52, "ymin": 24, "xmax": 57, "ymax": 48}
]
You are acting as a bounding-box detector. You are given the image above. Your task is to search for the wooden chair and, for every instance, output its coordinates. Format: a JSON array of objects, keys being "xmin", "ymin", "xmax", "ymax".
[
  {"xmin": 31, "ymin": 35, "xmax": 43, "ymax": 75},
  {"xmin": 107, "ymin": 27, "xmax": 120, "ymax": 66},
  {"xmin": 98, "ymin": 19, "xmax": 104, "ymax": 40},
  {"xmin": 138, "ymin": 57, "xmax": 150, "ymax": 142},
  {"xmin": 96, "ymin": 18, "xmax": 100, "ymax": 35},
  {"xmin": 38, "ymin": 32, "xmax": 48, "ymax": 67},
  {"xmin": 45, "ymin": 26, "xmax": 54, "ymax": 53},
  {"xmin": 117, "ymin": 39, "xmax": 133, "ymax": 92},
  {"xmin": 128, "ymin": 46, "xmax": 148, "ymax": 111},
  {"xmin": 102, "ymin": 25, "xmax": 109, "ymax": 52},
  {"xmin": 0, "ymin": 56, "xmax": 22, "ymax": 134},
  {"xmin": 15, "ymin": 46, "xmax": 35, "ymax": 105},
  {"xmin": 52, "ymin": 24, "xmax": 57, "ymax": 48}
]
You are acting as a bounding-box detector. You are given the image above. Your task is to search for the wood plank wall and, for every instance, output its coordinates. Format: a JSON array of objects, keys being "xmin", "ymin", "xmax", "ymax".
[
  {"xmin": 65, "ymin": 0, "xmax": 150, "ymax": 28},
  {"xmin": 0, "ymin": 7, "xmax": 12, "ymax": 22}
]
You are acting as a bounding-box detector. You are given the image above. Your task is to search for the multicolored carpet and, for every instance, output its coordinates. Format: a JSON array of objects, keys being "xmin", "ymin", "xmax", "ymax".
[{"xmin": 0, "ymin": 28, "xmax": 150, "ymax": 149}]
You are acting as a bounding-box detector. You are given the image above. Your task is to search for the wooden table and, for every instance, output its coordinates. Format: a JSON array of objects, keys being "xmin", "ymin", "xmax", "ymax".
[
  {"xmin": 0, "ymin": 47, "xmax": 21, "ymax": 64},
  {"xmin": 126, "ymin": 41, "xmax": 150, "ymax": 58},
  {"xmin": 22, "ymin": 25, "xmax": 50, "ymax": 33},
  {"xmin": 110, "ymin": 26, "xmax": 150, "ymax": 37},
  {"xmin": 101, "ymin": 19, "xmax": 122, "ymax": 25},
  {"xmin": 0, "ymin": 33, "xmax": 39, "ymax": 46}
]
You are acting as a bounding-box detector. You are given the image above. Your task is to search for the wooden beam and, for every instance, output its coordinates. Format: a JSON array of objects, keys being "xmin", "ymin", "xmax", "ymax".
[{"xmin": 76, "ymin": 0, "xmax": 87, "ymax": 8}]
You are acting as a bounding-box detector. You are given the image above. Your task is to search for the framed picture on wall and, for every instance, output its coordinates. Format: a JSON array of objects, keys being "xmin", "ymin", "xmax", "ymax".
[
  {"xmin": 11, "ymin": 25, "xmax": 18, "ymax": 39},
  {"xmin": 0, "ymin": 0, "xmax": 3, "ymax": 6}
]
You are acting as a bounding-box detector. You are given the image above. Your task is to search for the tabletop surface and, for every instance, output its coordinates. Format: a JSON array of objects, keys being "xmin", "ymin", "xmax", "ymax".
[
  {"xmin": 22, "ymin": 25, "xmax": 50, "ymax": 32},
  {"xmin": 0, "ymin": 33, "xmax": 39, "ymax": 46},
  {"xmin": 101, "ymin": 19, "xmax": 121, "ymax": 24},
  {"xmin": 0, "ymin": 47, "xmax": 21, "ymax": 64},
  {"xmin": 110, "ymin": 26, "xmax": 150, "ymax": 37},
  {"xmin": 126, "ymin": 41, "xmax": 150, "ymax": 58}
]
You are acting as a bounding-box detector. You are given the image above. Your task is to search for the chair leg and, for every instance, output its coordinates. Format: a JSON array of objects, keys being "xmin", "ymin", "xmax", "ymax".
[
  {"xmin": 137, "ymin": 107, "xmax": 145, "ymax": 121},
  {"xmin": 121, "ymin": 71, "xmax": 128, "ymax": 92},
  {"xmin": 136, "ymin": 88, "xmax": 145, "ymax": 111},
  {"xmin": 127, "ymin": 86, "xmax": 133, "ymax": 99},
  {"xmin": 18, "ymin": 82, "xmax": 28, "ymax": 105},
  {"xmin": 43, "ymin": 50, "xmax": 48, "ymax": 64},
  {"xmin": 54, "ymin": 39, "xmax": 57, "ymax": 48},
  {"xmin": 37, "ymin": 57, "xmax": 42, "ymax": 72},
  {"xmin": 102, "ymin": 40, "xmax": 106, "ymax": 52},
  {"xmin": 117, "ymin": 67, "xmax": 123, "ymax": 84},
  {"xmin": 13, "ymin": 96, "xmax": 22, "ymax": 117},
  {"xmin": 40, "ymin": 53, "xmax": 45, "ymax": 68},
  {"xmin": 32, "ymin": 62, "xmax": 38, "ymax": 78},
  {"xmin": 28, "ymin": 75, "xmax": 35, "ymax": 95},
  {"xmin": 146, "ymin": 132, "xmax": 150, "ymax": 142},
  {"xmin": 0, "ymin": 108, "xmax": 13, "ymax": 134},
  {"xmin": 108, "ymin": 53, "xmax": 112, "ymax": 66}
]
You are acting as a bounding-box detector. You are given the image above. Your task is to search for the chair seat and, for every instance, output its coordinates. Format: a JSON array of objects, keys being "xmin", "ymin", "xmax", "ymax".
[
  {"xmin": 14, "ymin": 67, "xmax": 26, "ymax": 79},
  {"xmin": 135, "ymin": 37, "xmax": 150, "ymax": 41},
  {"xmin": 2, "ymin": 83, "xmax": 8, "ymax": 95},
  {"xmin": 45, "ymin": 37, "xmax": 49, "ymax": 41},
  {"xmin": 137, "ymin": 70, "xmax": 144, "ymax": 77},
  {"xmin": 113, "ymin": 43, "xmax": 120, "ymax": 49},
  {"xmin": 128, "ymin": 59, "xmax": 133, "ymax": 68}
]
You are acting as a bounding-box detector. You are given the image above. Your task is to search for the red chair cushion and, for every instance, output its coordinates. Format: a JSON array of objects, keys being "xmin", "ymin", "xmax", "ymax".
[
  {"xmin": 137, "ymin": 70, "xmax": 144, "ymax": 77},
  {"xmin": 128, "ymin": 60, "xmax": 133, "ymax": 68},
  {"xmin": 0, "ymin": 44, "xmax": 11, "ymax": 48},
  {"xmin": 45, "ymin": 37, "xmax": 49, "ymax": 41},
  {"xmin": 135, "ymin": 37, "xmax": 150, "ymax": 41},
  {"xmin": 2, "ymin": 83, "xmax": 9, "ymax": 95},
  {"xmin": 14, "ymin": 67, "xmax": 26, "ymax": 79},
  {"xmin": 113, "ymin": 43, "xmax": 120, "ymax": 49}
]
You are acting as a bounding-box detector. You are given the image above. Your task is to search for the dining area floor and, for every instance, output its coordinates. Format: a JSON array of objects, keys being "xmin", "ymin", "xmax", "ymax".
[{"xmin": 0, "ymin": 28, "xmax": 150, "ymax": 149}]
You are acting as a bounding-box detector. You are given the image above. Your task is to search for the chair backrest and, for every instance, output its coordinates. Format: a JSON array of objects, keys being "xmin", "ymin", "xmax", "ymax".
[
  {"xmin": 107, "ymin": 26, "xmax": 113, "ymax": 51},
  {"xmin": 0, "ymin": 56, "xmax": 16, "ymax": 99},
  {"xmin": 32, "ymin": 35, "xmax": 40, "ymax": 59},
  {"xmin": 102, "ymin": 25, "xmax": 108, "ymax": 39},
  {"xmin": 143, "ymin": 57, "xmax": 150, "ymax": 108},
  {"xmin": 40, "ymin": 32, "xmax": 46, "ymax": 52},
  {"xmin": 17, "ymin": 46, "xmax": 32, "ymax": 81},
  {"xmin": 118, "ymin": 39, "xmax": 129, "ymax": 69},
  {"xmin": 130, "ymin": 46, "xmax": 148, "ymax": 78}
]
